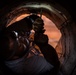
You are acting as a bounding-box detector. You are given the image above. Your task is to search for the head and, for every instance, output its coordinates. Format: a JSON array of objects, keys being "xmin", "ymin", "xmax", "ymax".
[
  {"xmin": 26, "ymin": 14, "xmax": 45, "ymax": 33},
  {"xmin": 0, "ymin": 30, "xmax": 29, "ymax": 60},
  {"xmin": 32, "ymin": 17, "xmax": 45, "ymax": 33}
]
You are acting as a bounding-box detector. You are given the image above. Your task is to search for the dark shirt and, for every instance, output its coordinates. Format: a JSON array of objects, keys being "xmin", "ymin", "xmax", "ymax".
[
  {"xmin": 34, "ymin": 34, "xmax": 60, "ymax": 75},
  {"xmin": 5, "ymin": 50, "xmax": 54, "ymax": 75}
]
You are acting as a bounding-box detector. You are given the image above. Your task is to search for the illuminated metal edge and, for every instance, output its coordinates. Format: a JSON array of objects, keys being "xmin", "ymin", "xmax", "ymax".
[{"xmin": 6, "ymin": 2, "xmax": 68, "ymax": 27}]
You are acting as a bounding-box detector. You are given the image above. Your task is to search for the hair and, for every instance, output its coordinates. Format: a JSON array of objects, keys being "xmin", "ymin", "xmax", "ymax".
[{"xmin": 5, "ymin": 14, "xmax": 41, "ymax": 34}]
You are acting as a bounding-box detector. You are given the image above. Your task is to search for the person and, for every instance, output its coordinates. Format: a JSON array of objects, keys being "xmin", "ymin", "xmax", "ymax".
[
  {"xmin": 0, "ymin": 14, "xmax": 55, "ymax": 75},
  {"xmin": 33, "ymin": 17, "xmax": 60, "ymax": 75}
]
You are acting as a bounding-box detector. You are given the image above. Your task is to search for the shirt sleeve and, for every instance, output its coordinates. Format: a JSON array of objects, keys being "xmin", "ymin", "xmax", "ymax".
[{"xmin": 5, "ymin": 56, "xmax": 54, "ymax": 75}]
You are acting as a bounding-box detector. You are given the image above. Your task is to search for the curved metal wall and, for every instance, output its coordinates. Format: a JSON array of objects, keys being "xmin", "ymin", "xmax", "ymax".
[{"xmin": 0, "ymin": 1, "xmax": 76, "ymax": 75}]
